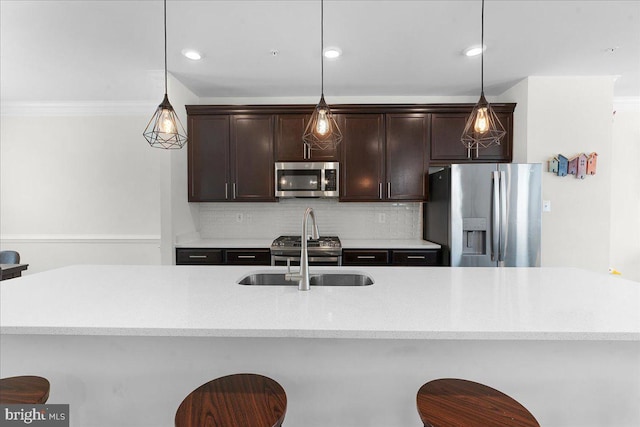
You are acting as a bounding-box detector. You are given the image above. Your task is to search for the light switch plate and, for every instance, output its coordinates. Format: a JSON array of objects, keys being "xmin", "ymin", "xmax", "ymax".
[{"xmin": 543, "ymin": 200, "xmax": 551, "ymax": 212}]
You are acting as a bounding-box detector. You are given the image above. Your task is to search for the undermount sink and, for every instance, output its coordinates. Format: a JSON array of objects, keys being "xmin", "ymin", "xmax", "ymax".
[{"xmin": 237, "ymin": 271, "xmax": 374, "ymax": 287}]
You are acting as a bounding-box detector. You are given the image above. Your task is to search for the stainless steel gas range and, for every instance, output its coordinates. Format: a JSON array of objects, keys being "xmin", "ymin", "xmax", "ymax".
[{"xmin": 270, "ymin": 235, "xmax": 342, "ymax": 266}]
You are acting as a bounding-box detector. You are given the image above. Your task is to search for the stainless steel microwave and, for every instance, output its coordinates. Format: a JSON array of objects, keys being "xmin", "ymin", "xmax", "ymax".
[{"xmin": 275, "ymin": 162, "xmax": 339, "ymax": 198}]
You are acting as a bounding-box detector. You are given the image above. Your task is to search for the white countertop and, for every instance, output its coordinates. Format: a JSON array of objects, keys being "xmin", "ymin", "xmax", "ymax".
[
  {"xmin": 175, "ymin": 238, "xmax": 272, "ymax": 248},
  {"xmin": 176, "ymin": 238, "xmax": 441, "ymax": 249},
  {"xmin": 1, "ymin": 265, "xmax": 637, "ymax": 341}
]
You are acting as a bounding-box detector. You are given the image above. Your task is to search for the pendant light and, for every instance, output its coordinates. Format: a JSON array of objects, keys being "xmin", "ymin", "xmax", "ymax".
[
  {"xmin": 461, "ymin": 0, "xmax": 505, "ymax": 151},
  {"xmin": 303, "ymin": 0, "xmax": 342, "ymax": 151},
  {"xmin": 143, "ymin": 0, "xmax": 187, "ymax": 149}
]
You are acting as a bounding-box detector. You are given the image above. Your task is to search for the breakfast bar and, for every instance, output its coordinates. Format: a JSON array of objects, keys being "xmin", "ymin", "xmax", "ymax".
[{"xmin": 1, "ymin": 265, "xmax": 639, "ymax": 426}]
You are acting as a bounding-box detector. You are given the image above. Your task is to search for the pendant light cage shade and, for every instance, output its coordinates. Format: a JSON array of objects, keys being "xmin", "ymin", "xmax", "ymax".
[
  {"xmin": 144, "ymin": 95, "xmax": 188, "ymax": 149},
  {"xmin": 303, "ymin": 0, "xmax": 342, "ymax": 152},
  {"xmin": 461, "ymin": 93, "xmax": 506, "ymax": 149},
  {"xmin": 303, "ymin": 95, "xmax": 343, "ymax": 151},
  {"xmin": 461, "ymin": 0, "xmax": 505, "ymax": 150},
  {"xmin": 143, "ymin": 0, "xmax": 187, "ymax": 149}
]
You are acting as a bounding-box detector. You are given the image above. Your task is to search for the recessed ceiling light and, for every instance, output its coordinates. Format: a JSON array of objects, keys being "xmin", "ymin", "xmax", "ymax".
[
  {"xmin": 463, "ymin": 45, "xmax": 486, "ymax": 57},
  {"xmin": 181, "ymin": 49, "xmax": 202, "ymax": 61},
  {"xmin": 323, "ymin": 47, "xmax": 342, "ymax": 59}
]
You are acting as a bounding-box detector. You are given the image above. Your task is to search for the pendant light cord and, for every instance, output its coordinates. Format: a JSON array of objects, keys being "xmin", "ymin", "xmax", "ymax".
[
  {"xmin": 164, "ymin": 0, "xmax": 168, "ymax": 95},
  {"xmin": 320, "ymin": 0, "xmax": 324, "ymax": 96},
  {"xmin": 480, "ymin": 0, "xmax": 484, "ymax": 94}
]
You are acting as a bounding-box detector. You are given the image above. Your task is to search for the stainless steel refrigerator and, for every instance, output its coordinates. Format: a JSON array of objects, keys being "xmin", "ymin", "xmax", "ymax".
[{"xmin": 423, "ymin": 163, "xmax": 542, "ymax": 267}]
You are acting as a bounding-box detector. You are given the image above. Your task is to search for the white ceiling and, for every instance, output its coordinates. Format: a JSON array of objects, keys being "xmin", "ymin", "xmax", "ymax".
[{"xmin": 1, "ymin": 0, "xmax": 639, "ymax": 103}]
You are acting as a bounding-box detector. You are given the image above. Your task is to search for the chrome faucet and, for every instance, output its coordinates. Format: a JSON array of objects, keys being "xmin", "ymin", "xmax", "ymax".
[{"xmin": 285, "ymin": 207, "xmax": 319, "ymax": 291}]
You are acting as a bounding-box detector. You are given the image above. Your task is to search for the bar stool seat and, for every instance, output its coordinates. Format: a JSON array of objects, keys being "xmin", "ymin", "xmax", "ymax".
[
  {"xmin": 417, "ymin": 378, "xmax": 539, "ymax": 427},
  {"xmin": 0, "ymin": 376, "xmax": 50, "ymax": 404},
  {"xmin": 175, "ymin": 373, "xmax": 287, "ymax": 427}
]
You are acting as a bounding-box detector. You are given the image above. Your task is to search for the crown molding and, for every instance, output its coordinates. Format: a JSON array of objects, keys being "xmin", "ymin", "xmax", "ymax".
[
  {"xmin": 0, "ymin": 101, "xmax": 157, "ymax": 117},
  {"xmin": 613, "ymin": 97, "xmax": 640, "ymax": 113}
]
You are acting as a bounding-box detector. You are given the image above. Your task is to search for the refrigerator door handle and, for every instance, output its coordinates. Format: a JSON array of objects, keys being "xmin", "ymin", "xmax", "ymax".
[
  {"xmin": 499, "ymin": 170, "xmax": 507, "ymax": 262},
  {"xmin": 491, "ymin": 171, "xmax": 500, "ymax": 261}
]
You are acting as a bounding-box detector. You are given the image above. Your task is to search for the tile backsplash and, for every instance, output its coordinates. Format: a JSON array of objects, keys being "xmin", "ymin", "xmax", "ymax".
[{"xmin": 199, "ymin": 199, "xmax": 422, "ymax": 239}]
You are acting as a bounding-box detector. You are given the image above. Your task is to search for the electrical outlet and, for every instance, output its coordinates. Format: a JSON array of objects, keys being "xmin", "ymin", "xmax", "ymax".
[
  {"xmin": 378, "ymin": 213, "xmax": 386, "ymax": 223},
  {"xmin": 235, "ymin": 213, "xmax": 244, "ymax": 223},
  {"xmin": 543, "ymin": 200, "xmax": 551, "ymax": 212}
]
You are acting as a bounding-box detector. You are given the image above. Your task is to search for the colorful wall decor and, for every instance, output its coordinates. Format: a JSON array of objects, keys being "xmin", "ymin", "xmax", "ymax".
[
  {"xmin": 587, "ymin": 152, "xmax": 598, "ymax": 175},
  {"xmin": 548, "ymin": 152, "xmax": 597, "ymax": 179}
]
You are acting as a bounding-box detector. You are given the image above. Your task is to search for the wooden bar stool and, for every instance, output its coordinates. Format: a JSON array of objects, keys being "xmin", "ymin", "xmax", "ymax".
[
  {"xmin": 417, "ymin": 378, "xmax": 539, "ymax": 427},
  {"xmin": 0, "ymin": 376, "xmax": 50, "ymax": 404},
  {"xmin": 175, "ymin": 373, "xmax": 287, "ymax": 427}
]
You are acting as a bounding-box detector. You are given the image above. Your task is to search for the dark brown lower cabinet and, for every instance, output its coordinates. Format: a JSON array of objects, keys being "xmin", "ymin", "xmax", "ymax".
[
  {"xmin": 176, "ymin": 248, "xmax": 271, "ymax": 266},
  {"xmin": 391, "ymin": 250, "xmax": 441, "ymax": 266},
  {"xmin": 224, "ymin": 249, "xmax": 271, "ymax": 265},
  {"xmin": 343, "ymin": 249, "xmax": 442, "ymax": 266},
  {"xmin": 176, "ymin": 249, "xmax": 224, "ymax": 265},
  {"xmin": 342, "ymin": 250, "xmax": 390, "ymax": 266}
]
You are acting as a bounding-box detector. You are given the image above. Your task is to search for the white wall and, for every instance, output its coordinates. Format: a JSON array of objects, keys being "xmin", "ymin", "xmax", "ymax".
[
  {"xmin": 502, "ymin": 76, "xmax": 615, "ymax": 274},
  {"xmin": 500, "ymin": 78, "xmax": 529, "ymax": 164},
  {"xmin": 610, "ymin": 102, "xmax": 640, "ymax": 282},
  {"xmin": 0, "ymin": 113, "xmax": 163, "ymax": 274}
]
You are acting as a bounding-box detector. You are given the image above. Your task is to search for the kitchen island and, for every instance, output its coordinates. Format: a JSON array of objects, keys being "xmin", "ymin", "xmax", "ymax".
[{"xmin": 1, "ymin": 265, "xmax": 638, "ymax": 426}]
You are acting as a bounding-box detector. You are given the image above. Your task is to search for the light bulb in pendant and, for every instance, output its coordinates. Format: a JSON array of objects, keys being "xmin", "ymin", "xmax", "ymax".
[
  {"xmin": 159, "ymin": 108, "xmax": 176, "ymax": 134},
  {"xmin": 474, "ymin": 107, "xmax": 489, "ymax": 134},
  {"xmin": 315, "ymin": 109, "xmax": 329, "ymax": 136}
]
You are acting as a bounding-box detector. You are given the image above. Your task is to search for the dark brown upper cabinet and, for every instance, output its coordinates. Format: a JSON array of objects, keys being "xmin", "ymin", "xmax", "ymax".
[
  {"xmin": 430, "ymin": 111, "xmax": 512, "ymax": 163},
  {"xmin": 339, "ymin": 114, "xmax": 385, "ymax": 201},
  {"xmin": 188, "ymin": 113, "xmax": 276, "ymax": 202},
  {"xmin": 274, "ymin": 114, "xmax": 339, "ymax": 161},
  {"xmin": 339, "ymin": 113, "xmax": 428, "ymax": 202},
  {"xmin": 385, "ymin": 114, "xmax": 429, "ymax": 201},
  {"xmin": 186, "ymin": 103, "xmax": 514, "ymax": 203},
  {"xmin": 230, "ymin": 115, "xmax": 276, "ymax": 201},
  {"xmin": 188, "ymin": 115, "xmax": 230, "ymax": 201}
]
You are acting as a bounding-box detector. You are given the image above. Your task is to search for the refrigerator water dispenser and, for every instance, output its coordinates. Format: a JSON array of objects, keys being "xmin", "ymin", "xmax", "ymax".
[{"xmin": 462, "ymin": 218, "xmax": 487, "ymax": 255}]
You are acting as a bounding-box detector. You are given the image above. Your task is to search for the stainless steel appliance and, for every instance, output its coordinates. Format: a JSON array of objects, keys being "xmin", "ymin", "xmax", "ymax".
[
  {"xmin": 423, "ymin": 163, "xmax": 541, "ymax": 267},
  {"xmin": 271, "ymin": 235, "xmax": 342, "ymax": 266},
  {"xmin": 275, "ymin": 162, "xmax": 339, "ymax": 198}
]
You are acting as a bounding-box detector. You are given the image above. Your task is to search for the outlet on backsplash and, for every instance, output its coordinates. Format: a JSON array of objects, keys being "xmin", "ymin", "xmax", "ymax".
[
  {"xmin": 235, "ymin": 213, "xmax": 244, "ymax": 223},
  {"xmin": 377, "ymin": 213, "xmax": 386, "ymax": 223}
]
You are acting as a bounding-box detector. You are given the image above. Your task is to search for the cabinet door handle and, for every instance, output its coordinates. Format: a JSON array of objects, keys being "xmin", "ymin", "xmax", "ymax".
[
  {"xmin": 188, "ymin": 255, "xmax": 208, "ymax": 259},
  {"xmin": 357, "ymin": 255, "xmax": 376, "ymax": 259},
  {"xmin": 379, "ymin": 183, "xmax": 383, "ymax": 199},
  {"xmin": 237, "ymin": 255, "xmax": 256, "ymax": 259},
  {"xmin": 225, "ymin": 183, "xmax": 228, "ymax": 199},
  {"xmin": 407, "ymin": 255, "xmax": 426, "ymax": 259},
  {"xmin": 387, "ymin": 182, "xmax": 391, "ymax": 199},
  {"xmin": 233, "ymin": 183, "xmax": 237, "ymax": 199}
]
